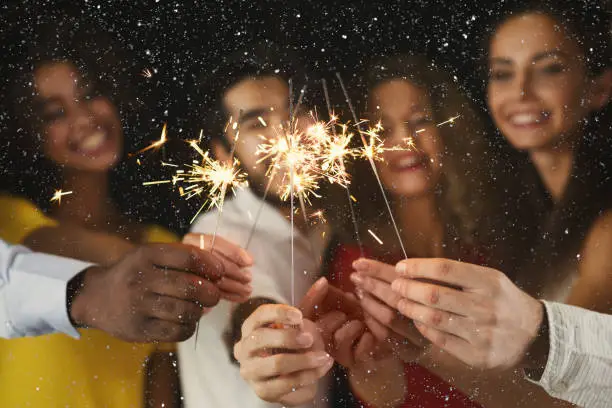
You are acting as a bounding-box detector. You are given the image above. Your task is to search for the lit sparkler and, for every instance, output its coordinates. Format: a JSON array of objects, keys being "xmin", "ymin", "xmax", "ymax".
[
  {"xmin": 130, "ymin": 123, "xmax": 168, "ymax": 156},
  {"xmin": 140, "ymin": 68, "xmax": 153, "ymax": 78},
  {"xmin": 50, "ymin": 189, "xmax": 72, "ymax": 205}
]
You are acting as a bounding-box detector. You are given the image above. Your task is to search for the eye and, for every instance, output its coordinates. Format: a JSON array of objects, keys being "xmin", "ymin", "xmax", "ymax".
[
  {"xmin": 489, "ymin": 70, "xmax": 513, "ymax": 81},
  {"xmin": 40, "ymin": 106, "xmax": 66, "ymax": 123},
  {"xmin": 540, "ymin": 63, "xmax": 566, "ymax": 75}
]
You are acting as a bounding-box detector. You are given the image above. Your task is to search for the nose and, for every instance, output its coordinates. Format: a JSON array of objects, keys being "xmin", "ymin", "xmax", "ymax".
[
  {"xmin": 70, "ymin": 102, "xmax": 95, "ymax": 136},
  {"xmin": 516, "ymin": 71, "xmax": 534, "ymax": 100}
]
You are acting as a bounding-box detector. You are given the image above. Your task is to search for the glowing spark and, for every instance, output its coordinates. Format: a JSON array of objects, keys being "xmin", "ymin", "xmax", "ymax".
[
  {"xmin": 258, "ymin": 116, "xmax": 267, "ymax": 127},
  {"xmin": 140, "ymin": 68, "xmax": 153, "ymax": 78},
  {"xmin": 350, "ymin": 194, "xmax": 357, "ymax": 202},
  {"xmin": 50, "ymin": 190, "xmax": 72, "ymax": 205},
  {"xmin": 368, "ymin": 229, "xmax": 384, "ymax": 245},
  {"xmin": 136, "ymin": 158, "xmax": 141, "ymax": 165},
  {"xmin": 436, "ymin": 114, "xmax": 461, "ymax": 127},
  {"xmin": 131, "ymin": 123, "xmax": 168, "ymax": 156},
  {"xmin": 309, "ymin": 210, "xmax": 327, "ymax": 224}
]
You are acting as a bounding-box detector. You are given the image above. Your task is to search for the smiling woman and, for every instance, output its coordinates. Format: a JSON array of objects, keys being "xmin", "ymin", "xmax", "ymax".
[{"xmin": 0, "ymin": 16, "xmax": 180, "ymax": 408}]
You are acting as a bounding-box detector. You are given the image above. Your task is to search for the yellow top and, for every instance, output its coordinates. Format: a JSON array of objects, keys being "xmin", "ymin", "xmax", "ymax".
[{"xmin": 0, "ymin": 194, "xmax": 178, "ymax": 407}]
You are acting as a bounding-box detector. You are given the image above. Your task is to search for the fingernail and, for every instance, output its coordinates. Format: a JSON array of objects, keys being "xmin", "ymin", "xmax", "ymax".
[
  {"xmin": 396, "ymin": 261, "xmax": 407, "ymax": 275},
  {"xmin": 314, "ymin": 352, "xmax": 332, "ymax": 364},
  {"xmin": 350, "ymin": 273, "xmax": 363, "ymax": 285},
  {"xmin": 314, "ymin": 276, "xmax": 328, "ymax": 288},
  {"xmin": 352, "ymin": 258, "xmax": 368, "ymax": 270},
  {"xmin": 240, "ymin": 250, "xmax": 254, "ymax": 265},
  {"xmin": 241, "ymin": 269, "xmax": 252, "ymax": 281},
  {"xmin": 355, "ymin": 288, "xmax": 365, "ymax": 300},
  {"xmin": 296, "ymin": 332, "xmax": 313, "ymax": 347},
  {"xmin": 287, "ymin": 308, "xmax": 303, "ymax": 323}
]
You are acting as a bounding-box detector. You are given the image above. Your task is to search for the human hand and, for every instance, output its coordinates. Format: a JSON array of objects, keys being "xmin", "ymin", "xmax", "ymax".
[
  {"xmin": 300, "ymin": 276, "xmax": 378, "ymax": 370},
  {"xmin": 392, "ymin": 258, "xmax": 544, "ymax": 370},
  {"xmin": 182, "ymin": 233, "xmax": 253, "ymax": 303},
  {"xmin": 350, "ymin": 258, "xmax": 429, "ymax": 362},
  {"xmin": 70, "ymin": 243, "xmax": 227, "ymax": 342},
  {"xmin": 233, "ymin": 304, "xmax": 336, "ymax": 406}
]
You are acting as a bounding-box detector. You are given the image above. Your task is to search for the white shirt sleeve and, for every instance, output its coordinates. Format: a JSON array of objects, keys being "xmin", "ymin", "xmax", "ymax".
[
  {"xmin": 527, "ymin": 300, "xmax": 612, "ymax": 408},
  {"xmin": 0, "ymin": 240, "xmax": 93, "ymax": 339}
]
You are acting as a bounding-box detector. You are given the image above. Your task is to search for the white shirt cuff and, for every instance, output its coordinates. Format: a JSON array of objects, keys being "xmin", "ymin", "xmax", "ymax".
[{"xmin": 6, "ymin": 249, "xmax": 93, "ymax": 338}]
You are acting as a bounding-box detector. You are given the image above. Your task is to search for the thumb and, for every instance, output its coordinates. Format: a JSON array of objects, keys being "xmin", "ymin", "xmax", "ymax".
[{"xmin": 299, "ymin": 277, "xmax": 329, "ymax": 319}]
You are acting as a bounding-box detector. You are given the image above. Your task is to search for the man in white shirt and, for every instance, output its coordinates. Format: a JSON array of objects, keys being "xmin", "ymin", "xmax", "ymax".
[
  {"xmin": 1, "ymin": 239, "xmax": 252, "ymax": 342},
  {"xmin": 178, "ymin": 42, "xmax": 331, "ymax": 408}
]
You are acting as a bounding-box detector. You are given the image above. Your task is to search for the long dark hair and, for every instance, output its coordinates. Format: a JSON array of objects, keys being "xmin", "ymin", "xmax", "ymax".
[
  {"xmin": 2, "ymin": 15, "xmax": 179, "ymax": 230},
  {"xmin": 482, "ymin": 0, "xmax": 612, "ymax": 294},
  {"xmin": 334, "ymin": 54, "xmax": 499, "ymax": 262}
]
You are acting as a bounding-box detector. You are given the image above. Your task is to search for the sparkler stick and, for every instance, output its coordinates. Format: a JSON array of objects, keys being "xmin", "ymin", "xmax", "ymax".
[
  {"xmin": 335, "ymin": 73, "xmax": 408, "ymax": 259},
  {"xmin": 321, "ymin": 78, "xmax": 364, "ymax": 257}
]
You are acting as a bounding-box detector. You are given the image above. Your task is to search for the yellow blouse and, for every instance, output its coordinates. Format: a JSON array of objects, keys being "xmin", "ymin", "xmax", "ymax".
[{"xmin": 0, "ymin": 194, "xmax": 178, "ymax": 407}]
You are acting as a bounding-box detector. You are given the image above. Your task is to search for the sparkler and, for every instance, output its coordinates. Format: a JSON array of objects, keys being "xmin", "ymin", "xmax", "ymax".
[
  {"xmin": 140, "ymin": 68, "xmax": 153, "ymax": 78},
  {"xmin": 321, "ymin": 78, "xmax": 364, "ymax": 256},
  {"xmin": 130, "ymin": 123, "xmax": 168, "ymax": 156},
  {"xmin": 50, "ymin": 189, "xmax": 72, "ymax": 205},
  {"xmin": 336, "ymin": 73, "xmax": 409, "ymax": 259}
]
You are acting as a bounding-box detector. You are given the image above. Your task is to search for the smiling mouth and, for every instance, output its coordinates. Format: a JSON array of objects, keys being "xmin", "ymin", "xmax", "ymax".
[
  {"xmin": 389, "ymin": 155, "xmax": 427, "ymax": 171},
  {"xmin": 508, "ymin": 111, "xmax": 550, "ymax": 127},
  {"xmin": 73, "ymin": 129, "xmax": 110, "ymax": 155}
]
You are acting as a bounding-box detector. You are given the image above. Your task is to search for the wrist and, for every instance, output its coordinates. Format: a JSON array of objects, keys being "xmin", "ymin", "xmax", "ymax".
[
  {"xmin": 68, "ymin": 266, "xmax": 102, "ymax": 329},
  {"xmin": 522, "ymin": 301, "xmax": 550, "ymax": 380}
]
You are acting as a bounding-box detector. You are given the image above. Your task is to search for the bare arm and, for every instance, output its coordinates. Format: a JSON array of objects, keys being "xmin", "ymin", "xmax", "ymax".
[
  {"xmin": 24, "ymin": 225, "xmax": 135, "ymax": 265},
  {"xmin": 566, "ymin": 210, "xmax": 612, "ymax": 313}
]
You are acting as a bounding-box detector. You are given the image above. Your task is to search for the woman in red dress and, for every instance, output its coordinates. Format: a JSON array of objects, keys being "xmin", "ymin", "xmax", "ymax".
[{"xmin": 324, "ymin": 54, "xmax": 497, "ymax": 408}]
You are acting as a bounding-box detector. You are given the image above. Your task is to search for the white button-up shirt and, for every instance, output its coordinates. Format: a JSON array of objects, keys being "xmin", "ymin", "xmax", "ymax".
[
  {"xmin": 527, "ymin": 301, "xmax": 612, "ymax": 408},
  {"xmin": 178, "ymin": 188, "xmax": 329, "ymax": 408},
  {"xmin": 0, "ymin": 240, "xmax": 91, "ymax": 339}
]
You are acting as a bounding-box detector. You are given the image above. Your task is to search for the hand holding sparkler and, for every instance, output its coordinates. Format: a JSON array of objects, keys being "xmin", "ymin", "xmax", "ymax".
[{"xmin": 183, "ymin": 233, "xmax": 253, "ymax": 304}]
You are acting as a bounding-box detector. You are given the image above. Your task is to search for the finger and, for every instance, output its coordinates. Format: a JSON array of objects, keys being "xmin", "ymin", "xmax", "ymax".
[
  {"xmin": 254, "ymin": 361, "xmax": 332, "ymax": 403},
  {"xmin": 142, "ymin": 293, "xmax": 203, "ymax": 324},
  {"xmin": 413, "ymin": 321, "xmax": 473, "ymax": 365},
  {"xmin": 145, "ymin": 243, "xmax": 224, "ymax": 282},
  {"xmin": 354, "ymin": 331, "xmax": 376, "ymax": 363},
  {"xmin": 352, "ymin": 258, "xmax": 398, "ymax": 284},
  {"xmin": 217, "ymin": 277, "xmax": 252, "ymax": 297},
  {"xmin": 322, "ymin": 284, "xmax": 363, "ymax": 320},
  {"xmin": 240, "ymin": 327, "xmax": 314, "ymax": 358},
  {"xmin": 395, "ymin": 258, "xmax": 491, "ymax": 289},
  {"xmin": 149, "ymin": 269, "xmax": 221, "ymax": 307},
  {"xmin": 183, "ymin": 233, "xmax": 253, "ymax": 267},
  {"xmin": 391, "ymin": 278, "xmax": 484, "ymax": 317},
  {"xmin": 334, "ymin": 320, "xmax": 366, "ymax": 367},
  {"xmin": 142, "ymin": 318, "xmax": 196, "ymax": 342},
  {"xmin": 241, "ymin": 350, "xmax": 333, "ymax": 380},
  {"xmin": 351, "ymin": 273, "xmax": 403, "ymax": 308},
  {"xmin": 316, "ymin": 311, "xmax": 348, "ymax": 348},
  {"xmin": 358, "ymin": 291, "xmax": 418, "ymax": 341},
  {"xmin": 242, "ymin": 304, "xmax": 303, "ymax": 338},
  {"xmin": 220, "ymin": 290, "xmax": 251, "ymax": 303},
  {"xmin": 397, "ymin": 298, "xmax": 475, "ymax": 341},
  {"xmin": 299, "ymin": 277, "xmax": 329, "ymax": 319},
  {"xmin": 363, "ymin": 312, "xmax": 391, "ymax": 342}
]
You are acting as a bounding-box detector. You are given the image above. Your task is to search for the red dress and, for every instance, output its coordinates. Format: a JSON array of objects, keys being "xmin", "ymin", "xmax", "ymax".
[{"xmin": 327, "ymin": 243, "xmax": 484, "ymax": 408}]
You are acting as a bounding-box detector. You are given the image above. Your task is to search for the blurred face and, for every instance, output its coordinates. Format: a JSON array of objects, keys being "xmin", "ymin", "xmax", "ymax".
[
  {"xmin": 221, "ymin": 76, "xmax": 293, "ymax": 200},
  {"xmin": 487, "ymin": 13, "xmax": 598, "ymax": 152},
  {"xmin": 370, "ymin": 79, "xmax": 443, "ymax": 198},
  {"xmin": 33, "ymin": 62, "xmax": 122, "ymax": 171}
]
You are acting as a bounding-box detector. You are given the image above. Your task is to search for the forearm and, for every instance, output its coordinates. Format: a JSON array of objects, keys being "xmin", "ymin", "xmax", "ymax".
[
  {"xmin": 24, "ymin": 226, "xmax": 135, "ymax": 265},
  {"xmin": 418, "ymin": 347, "xmax": 573, "ymax": 408},
  {"xmin": 347, "ymin": 356, "xmax": 406, "ymax": 408}
]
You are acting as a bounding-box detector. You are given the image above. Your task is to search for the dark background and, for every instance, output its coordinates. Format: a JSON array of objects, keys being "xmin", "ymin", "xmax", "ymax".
[{"xmin": 1, "ymin": 0, "xmax": 608, "ymax": 233}]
